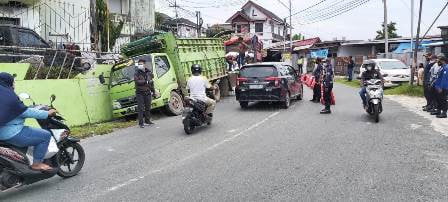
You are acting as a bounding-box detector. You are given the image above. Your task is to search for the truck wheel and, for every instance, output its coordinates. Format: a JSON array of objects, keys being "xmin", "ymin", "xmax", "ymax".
[
  {"xmin": 213, "ymin": 83, "xmax": 221, "ymax": 102},
  {"xmin": 164, "ymin": 91, "xmax": 184, "ymax": 116},
  {"xmin": 219, "ymin": 77, "xmax": 230, "ymax": 97}
]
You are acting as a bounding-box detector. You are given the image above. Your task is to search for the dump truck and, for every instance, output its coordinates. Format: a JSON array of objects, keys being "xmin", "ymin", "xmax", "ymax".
[{"xmin": 101, "ymin": 32, "xmax": 230, "ymax": 118}]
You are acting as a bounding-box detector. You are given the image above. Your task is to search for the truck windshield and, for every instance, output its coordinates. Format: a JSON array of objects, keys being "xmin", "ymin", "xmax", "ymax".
[
  {"xmin": 111, "ymin": 55, "xmax": 152, "ymax": 86},
  {"xmin": 111, "ymin": 65, "xmax": 136, "ymax": 86}
]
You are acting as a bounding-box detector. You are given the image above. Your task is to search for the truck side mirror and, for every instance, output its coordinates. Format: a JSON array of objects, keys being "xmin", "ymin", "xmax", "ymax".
[{"xmin": 99, "ymin": 74, "xmax": 106, "ymax": 84}]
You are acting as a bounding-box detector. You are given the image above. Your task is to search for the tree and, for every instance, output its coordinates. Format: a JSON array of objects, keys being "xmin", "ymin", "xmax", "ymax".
[
  {"xmin": 376, "ymin": 22, "xmax": 400, "ymax": 40},
  {"xmin": 292, "ymin": 33, "xmax": 305, "ymax": 40},
  {"xmin": 95, "ymin": 0, "xmax": 124, "ymax": 52}
]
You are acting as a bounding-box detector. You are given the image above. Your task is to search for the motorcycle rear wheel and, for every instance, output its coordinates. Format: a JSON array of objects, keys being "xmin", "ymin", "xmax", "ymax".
[{"xmin": 56, "ymin": 142, "xmax": 85, "ymax": 178}]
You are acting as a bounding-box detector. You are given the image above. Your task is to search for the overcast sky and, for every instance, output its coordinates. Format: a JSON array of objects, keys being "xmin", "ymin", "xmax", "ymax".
[{"xmin": 155, "ymin": 0, "xmax": 448, "ymax": 41}]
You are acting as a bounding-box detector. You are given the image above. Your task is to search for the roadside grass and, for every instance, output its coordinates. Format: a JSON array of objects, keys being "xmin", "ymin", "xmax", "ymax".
[
  {"xmin": 71, "ymin": 119, "xmax": 136, "ymax": 139},
  {"xmin": 334, "ymin": 78, "xmax": 361, "ymax": 88},
  {"xmin": 384, "ymin": 84, "xmax": 424, "ymax": 97},
  {"xmin": 335, "ymin": 78, "xmax": 424, "ymax": 97}
]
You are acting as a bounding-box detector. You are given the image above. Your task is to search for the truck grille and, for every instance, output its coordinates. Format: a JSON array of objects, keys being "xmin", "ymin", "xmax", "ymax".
[{"xmin": 118, "ymin": 96, "xmax": 137, "ymax": 108}]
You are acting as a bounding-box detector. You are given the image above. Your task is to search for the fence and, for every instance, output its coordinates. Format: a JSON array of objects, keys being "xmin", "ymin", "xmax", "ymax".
[
  {"xmin": 0, "ymin": 45, "xmax": 119, "ymax": 79},
  {"xmin": 1, "ymin": 63, "xmax": 114, "ymax": 126}
]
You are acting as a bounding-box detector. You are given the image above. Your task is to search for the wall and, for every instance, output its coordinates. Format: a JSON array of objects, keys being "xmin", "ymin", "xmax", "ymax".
[
  {"xmin": 1, "ymin": 63, "xmax": 114, "ymax": 126},
  {"xmin": 337, "ymin": 46, "xmax": 373, "ymax": 57}
]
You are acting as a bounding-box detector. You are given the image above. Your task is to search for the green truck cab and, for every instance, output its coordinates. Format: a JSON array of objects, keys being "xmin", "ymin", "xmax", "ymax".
[{"xmin": 105, "ymin": 32, "xmax": 229, "ymax": 118}]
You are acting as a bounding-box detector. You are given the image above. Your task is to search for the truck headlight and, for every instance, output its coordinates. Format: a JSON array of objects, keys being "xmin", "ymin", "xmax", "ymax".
[{"xmin": 112, "ymin": 101, "xmax": 122, "ymax": 110}]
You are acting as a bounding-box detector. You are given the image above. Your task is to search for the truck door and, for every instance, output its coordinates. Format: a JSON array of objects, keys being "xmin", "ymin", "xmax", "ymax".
[{"xmin": 152, "ymin": 54, "xmax": 177, "ymax": 97}]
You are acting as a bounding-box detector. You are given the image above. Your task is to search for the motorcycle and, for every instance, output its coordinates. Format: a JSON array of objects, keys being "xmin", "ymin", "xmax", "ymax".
[
  {"xmin": 182, "ymin": 90, "xmax": 215, "ymax": 135},
  {"xmin": 0, "ymin": 93, "xmax": 85, "ymax": 191},
  {"xmin": 364, "ymin": 79, "xmax": 384, "ymax": 123}
]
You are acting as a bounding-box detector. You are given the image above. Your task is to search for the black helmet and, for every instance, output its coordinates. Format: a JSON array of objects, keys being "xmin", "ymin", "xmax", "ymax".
[{"xmin": 191, "ymin": 64, "xmax": 202, "ymax": 75}]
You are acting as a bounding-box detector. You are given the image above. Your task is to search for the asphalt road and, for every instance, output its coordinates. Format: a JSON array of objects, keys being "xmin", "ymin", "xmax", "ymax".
[{"xmin": 2, "ymin": 84, "xmax": 448, "ymax": 201}]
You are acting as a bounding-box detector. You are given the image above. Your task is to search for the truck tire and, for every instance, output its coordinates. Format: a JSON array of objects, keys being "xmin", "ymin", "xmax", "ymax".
[
  {"xmin": 164, "ymin": 91, "xmax": 184, "ymax": 116},
  {"xmin": 219, "ymin": 77, "xmax": 230, "ymax": 97},
  {"xmin": 213, "ymin": 83, "xmax": 221, "ymax": 102}
]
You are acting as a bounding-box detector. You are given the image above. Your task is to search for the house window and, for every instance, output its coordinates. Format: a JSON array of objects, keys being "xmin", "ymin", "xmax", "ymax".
[
  {"xmin": 236, "ymin": 24, "xmax": 242, "ymax": 33},
  {"xmin": 255, "ymin": 23, "xmax": 263, "ymax": 33},
  {"xmin": 252, "ymin": 10, "xmax": 257, "ymax": 16},
  {"xmin": 271, "ymin": 24, "xmax": 274, "ymax": 33}
]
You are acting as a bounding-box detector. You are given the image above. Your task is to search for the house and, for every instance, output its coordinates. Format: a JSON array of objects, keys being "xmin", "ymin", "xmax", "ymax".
[
  {"xmin": 225, "ymin": 0, "xmax": 286, "ymax": 48},
  {"xmin": 0, "ymin": 0, "xmax": 155, "ymax": 52},
  {"xmin": 155, "ymin": 12, "xmax": 202, "ymax": 38}
]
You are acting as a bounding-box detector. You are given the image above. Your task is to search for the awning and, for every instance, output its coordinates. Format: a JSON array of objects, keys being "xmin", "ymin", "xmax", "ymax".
[
  {"xmin": 422, "ymin": 42, "xmax": 444, "ymax": 47},
  {"xmin": 293, "ymin": 44, "xmax": 313, "ymax": 51},
  {"xmin": 393, "ymin": 41, "xmax": 433, "ymax": 53}
]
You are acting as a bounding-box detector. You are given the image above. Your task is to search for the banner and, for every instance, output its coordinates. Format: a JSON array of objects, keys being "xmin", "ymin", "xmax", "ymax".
[{"xmin": 310, "ymin": 49, "xmax": 329, "ymax": 59}]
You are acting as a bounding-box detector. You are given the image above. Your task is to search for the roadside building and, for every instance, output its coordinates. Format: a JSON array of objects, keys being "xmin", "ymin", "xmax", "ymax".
[{"xmin": 225, "ymin": 0, "xmax": 287, "ymax": 48}]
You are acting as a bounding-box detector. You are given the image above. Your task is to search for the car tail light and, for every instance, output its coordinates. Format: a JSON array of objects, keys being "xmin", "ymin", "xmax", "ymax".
[
  {"xmin": 237, "ymin": 77, "xmax": 248, "ymax": 86},
  {"xmin": 265, "ymin": 77, "xmax": 280, "ymax": 87}
]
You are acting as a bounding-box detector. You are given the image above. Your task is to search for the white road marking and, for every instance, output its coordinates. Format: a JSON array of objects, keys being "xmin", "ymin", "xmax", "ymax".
[{"xmin": 105, "ymin": 111, "xmax": 281, "ymax": 193}]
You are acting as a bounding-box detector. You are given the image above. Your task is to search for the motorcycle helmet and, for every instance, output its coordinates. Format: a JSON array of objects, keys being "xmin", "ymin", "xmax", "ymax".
[
  {"xmin": 364, "ymin": 61, "xmax": 375, "ymax": 71},
  {"xmin": 191, "ymin": 64, "xmax": 202, "ymax": 75}
]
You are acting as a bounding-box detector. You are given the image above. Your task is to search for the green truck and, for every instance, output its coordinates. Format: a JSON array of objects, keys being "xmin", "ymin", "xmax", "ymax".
[{"xmin": 101, "ymin": 32, "xmax": 230, "ymax": 118}]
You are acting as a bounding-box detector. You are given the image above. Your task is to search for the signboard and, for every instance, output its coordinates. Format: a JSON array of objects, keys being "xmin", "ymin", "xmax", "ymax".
[{"xmin": 310, "ymin": 49, "xmax": 329, "ymax": 59}]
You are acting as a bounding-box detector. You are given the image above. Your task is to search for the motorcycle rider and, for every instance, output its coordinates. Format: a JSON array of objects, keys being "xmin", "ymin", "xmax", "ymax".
[
  {"xmin": 359, "ymin": 61, "xmax": 384, "ymax": 109},
  {"xmin": 0, "ymin": 72, "xmax": 57, "ymax": 171},
  {"xmin": 187, "ymin": 64, "xmax": 216, "ymax": 116}
]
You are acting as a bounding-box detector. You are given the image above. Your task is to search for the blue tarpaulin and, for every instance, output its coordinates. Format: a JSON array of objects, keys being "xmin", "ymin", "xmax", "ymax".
[
  {"xmin": 393, "ymin": 41, "xmax": 433, "ymax": 53},
  {"xmin": 310, "ymin": 49, "xmax": 329, "ymax": 58}
]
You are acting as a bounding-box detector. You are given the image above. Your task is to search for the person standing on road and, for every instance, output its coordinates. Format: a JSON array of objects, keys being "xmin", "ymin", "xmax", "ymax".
[
  {"xmin": 310, "ymin": 58, "xmax": 323, "ymax": 103},
  {"xmin": 237, "ymin": 37, "xmax": 249, "ymax": 68},
  {"xmin": 346, "ymin": 56, "xmax": 355, "ymax": 81},
  {"xmin": 297, "ymin": 56, "xmax": 304, "ymax": 72},
  {"xmin": 429, "ymin": 57, "xmax": 442, "ymax": 115},
  {"xmin": 433, "ymin": 56, "xmax": 448, "ymax": 118},
  {"xmin": 134, "ymin": 59, "xmax": 157, "ymax": 128},
  {"xmin": 423, "ymin": 55, "xmax": 437, "ymax": 112},
  {"xmin": 320, "ymin": 59, "xmax": 334, "ymax": 114}
]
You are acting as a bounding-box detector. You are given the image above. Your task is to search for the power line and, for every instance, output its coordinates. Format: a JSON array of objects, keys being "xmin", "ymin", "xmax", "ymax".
[
  {"xmin": 302, "ymin": 0, "xmax": 371, "ymax": 25},
  {"xmin": 289, "ymin": 0, "xmax": 330, "ymax": 18}
]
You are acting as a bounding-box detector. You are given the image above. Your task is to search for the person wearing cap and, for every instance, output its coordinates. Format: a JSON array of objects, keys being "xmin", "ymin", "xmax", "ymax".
[
  {"xmin": 423, "ymin": 55, "xmax": 438, "ymax": 112},
  {"xmin": 433, "ymin": 55, "xmax": 448, "ymax": 118}
]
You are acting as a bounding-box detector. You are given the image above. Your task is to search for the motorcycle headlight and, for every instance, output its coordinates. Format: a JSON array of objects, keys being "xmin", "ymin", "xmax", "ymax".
[{"xmin": 112, "ymin": 101, "xmax": 122, "ymax": 110}]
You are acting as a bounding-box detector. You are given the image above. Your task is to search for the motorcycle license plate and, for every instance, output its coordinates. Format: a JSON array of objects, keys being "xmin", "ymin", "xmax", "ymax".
[{"xmin": 249, "ymin": 85, "xmax": 264, "ymax": 89}]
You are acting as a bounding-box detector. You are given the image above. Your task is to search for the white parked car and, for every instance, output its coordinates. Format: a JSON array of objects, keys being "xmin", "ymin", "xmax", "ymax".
[{"xmin": 358, "ymin": 59, "xmax": 411, "ymax": 87}]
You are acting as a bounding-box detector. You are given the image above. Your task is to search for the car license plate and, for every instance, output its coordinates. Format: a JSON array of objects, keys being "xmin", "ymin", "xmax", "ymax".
[{"xmin": 249, "ymin": 85, "xmax": 264, "ymax": 89}]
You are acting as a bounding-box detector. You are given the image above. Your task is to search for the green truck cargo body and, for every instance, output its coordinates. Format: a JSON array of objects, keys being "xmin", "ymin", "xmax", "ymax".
[{"xmin": 110, "ymin": 32, "xmax": 228, "ymax": 118}]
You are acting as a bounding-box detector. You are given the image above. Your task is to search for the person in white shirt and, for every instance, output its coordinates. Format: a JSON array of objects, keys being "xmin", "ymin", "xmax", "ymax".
[{"xmin": 187, "ymin": 64, "xmax": 216, "ymax": 115}]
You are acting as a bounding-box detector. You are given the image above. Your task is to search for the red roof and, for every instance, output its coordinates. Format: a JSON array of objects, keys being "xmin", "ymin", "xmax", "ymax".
[{"xmin": 293, "ymin": 38, "xmax": 321, "ymax": 47}]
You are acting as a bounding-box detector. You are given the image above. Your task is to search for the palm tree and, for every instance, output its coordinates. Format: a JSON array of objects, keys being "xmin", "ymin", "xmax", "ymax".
[{"xmin": 376, "ymin": 22, "xmax": 400, "ymax": 40}]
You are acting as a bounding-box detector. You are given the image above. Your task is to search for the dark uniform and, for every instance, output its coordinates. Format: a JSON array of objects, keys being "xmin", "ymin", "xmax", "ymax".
[
  {"xmin": 134, "ymin": 68, "xmax": 155, "ymax": 127},
  {"xmin": 311, "ymin": 64, "xmax": 323, "ymax": 102},
  {"xmin": 321, "ymin": 63, "xmax": 334, "ymax": 113},
  {"xmin": 423, "ymin": 62, "xmax": 436, "ymax": 111}
]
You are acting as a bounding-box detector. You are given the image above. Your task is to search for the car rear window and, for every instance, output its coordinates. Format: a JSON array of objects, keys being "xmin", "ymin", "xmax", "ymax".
[{"xmin": 240, "ymin": 66, "xmax": 277, "ymax": 78}]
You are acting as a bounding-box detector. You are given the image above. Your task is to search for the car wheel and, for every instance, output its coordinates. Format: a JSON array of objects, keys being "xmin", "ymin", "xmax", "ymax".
[
  {"xmin": 240, "ymin": 101, "xmax": 249, "ymax": 109},
  {"xmin": 282, "ymin": 93, "xmax": 290, "ymax": 109}
]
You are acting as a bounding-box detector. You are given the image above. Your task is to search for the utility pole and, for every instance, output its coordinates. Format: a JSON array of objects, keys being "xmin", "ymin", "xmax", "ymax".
[
  {"xmin": 289, "ymin": 0, "xmax": 292, "ymax": 51},
  {"xmin": 196, "ymin": 11, "xmax": 202, "ymax": 37},
  {"xmin": 412, "ymin": 0, "xmax": 424, "ymax": 86},
  {"xmin": 283, "ymin": 18, "xmax": 286, "ymax": 52},
  {"xmin": 383, "ymin": 0, "xmax": 389, "ymax": 57},
  {"xmin": 169, "ymin": 0, "xmax": 179, "ymax": 36},
  {"xmin": 410, "ymin": 0, "xmax": 414, "ymax": 54}
]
